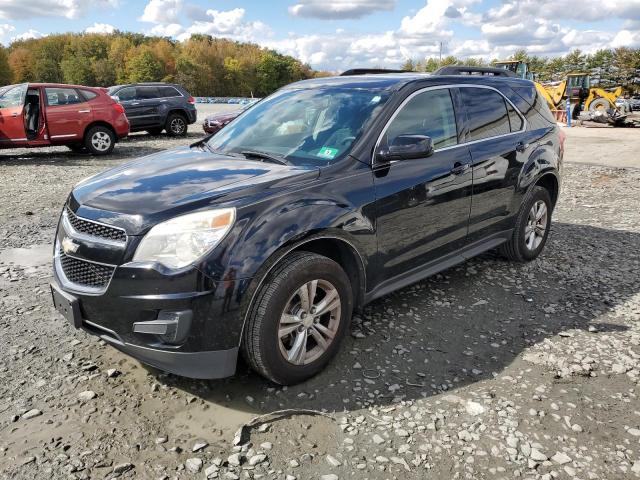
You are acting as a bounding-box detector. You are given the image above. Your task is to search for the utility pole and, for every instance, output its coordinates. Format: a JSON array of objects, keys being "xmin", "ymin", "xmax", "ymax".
[{"xmin": 439, "ymin": 41, "xmax": 443, "ymax": 64}]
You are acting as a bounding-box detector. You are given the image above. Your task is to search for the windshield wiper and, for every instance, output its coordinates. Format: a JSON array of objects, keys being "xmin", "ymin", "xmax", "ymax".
[{"xmin": 240, "ymin": 150, "xmax": 292, "ymax": 166}]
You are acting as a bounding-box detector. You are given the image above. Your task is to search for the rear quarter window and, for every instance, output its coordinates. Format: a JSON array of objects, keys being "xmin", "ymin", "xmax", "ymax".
[
  {"xmin": 80, "ymin": 90, "xmax": 98, "ymax": 101},
  {"xmin": 159, "ymin": 86, "xmax": 182, "ymax": 98}
]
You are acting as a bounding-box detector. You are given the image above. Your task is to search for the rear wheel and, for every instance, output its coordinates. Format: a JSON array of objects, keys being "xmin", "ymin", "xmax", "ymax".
[
  {"xmin": 499, "ymin": 186, "xmax": 552, "ymax": 262},
  {"xmin": 165, "ymin": 113, "xmax": 188, "ymax": 137},
  {"xmin": 241, "ymin": 251, "xmax": 353, "ymax": 385},
  {"xmin": 84, "ymin": 126, "xmax": 115, "ymax": 155}
]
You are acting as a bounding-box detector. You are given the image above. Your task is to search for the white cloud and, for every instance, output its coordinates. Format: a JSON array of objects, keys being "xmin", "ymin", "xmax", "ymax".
[
  {"xmin": 612, "ymin": 29, "xmax": 640, "ymax": 48},
  {"xmin": 288, "ymin": 0, "xmax": 396, "ymax": 19},
  {"xmin": 85, "ymin": 23, "xmax": 116, "ymax": 34},
  {"xmin": 150, "ymin": 23, "xmax": 185, "ymax": 37},
  {"xmin": 140, "ymin": 0, "xmax": 183, "ymax": 24},
  {"xmin": 11, "ymin": 29, "xmax": 47, "ymax": 42},
  {"xmin": 0, "ymin": 0, "xmax": 118, "ymax": 20}
]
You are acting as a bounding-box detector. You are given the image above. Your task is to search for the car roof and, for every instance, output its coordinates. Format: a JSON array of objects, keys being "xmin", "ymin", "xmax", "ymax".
[
  {"xmin": 283, "ymin": 73, "xmax": 534, "ymax": 92},
  {"xmin": 109, "ymin": 83, "xmax": 181, "ymax": 89},
  {"xmin": 27, "ymin": 83, "xmax": 103, "ymax": 90}
]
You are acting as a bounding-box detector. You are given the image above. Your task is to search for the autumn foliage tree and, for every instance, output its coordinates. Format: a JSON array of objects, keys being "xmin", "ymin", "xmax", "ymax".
[{"xmin": 3, "ymin": 32, "xmax": 313, "ymax": 96}]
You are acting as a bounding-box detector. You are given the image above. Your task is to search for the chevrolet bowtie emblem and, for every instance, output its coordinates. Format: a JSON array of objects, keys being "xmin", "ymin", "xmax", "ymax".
[{"xmin": 61, "ymin": 236, "xmax": 80, "ymax": 254}]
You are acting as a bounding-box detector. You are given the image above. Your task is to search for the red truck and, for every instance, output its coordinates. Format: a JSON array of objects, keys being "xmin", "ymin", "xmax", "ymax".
[{"xmin": 0, "ymin": 83, "xmax": 129, "ymax": 155}]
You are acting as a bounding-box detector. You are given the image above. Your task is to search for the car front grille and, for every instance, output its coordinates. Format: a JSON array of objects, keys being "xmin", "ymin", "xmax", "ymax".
[
  {"xmin": 58, "ymin": 249, "xmax": 115, "ymax": 289},
  {"xmin": 65, "ymin": 207, "xmax": 127, "ymax": 243}
]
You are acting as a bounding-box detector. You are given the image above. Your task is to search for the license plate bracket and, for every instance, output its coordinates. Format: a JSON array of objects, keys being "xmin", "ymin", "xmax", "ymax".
[{"xmin": 51, "ymin": 283, "xmax": 82, "ymax": 329}]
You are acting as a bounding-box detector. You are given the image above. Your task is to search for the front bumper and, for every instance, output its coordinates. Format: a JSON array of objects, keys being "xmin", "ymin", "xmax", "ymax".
[{"xmin": 51, "ymin": 207, "xmax": 249, "ymax": 379}]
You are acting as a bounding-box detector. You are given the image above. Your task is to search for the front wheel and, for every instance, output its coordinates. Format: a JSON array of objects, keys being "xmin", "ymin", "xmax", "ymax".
[
  {"xmin": 241, "ymin": 252, "xmax": 353, "ymax": 385},
  {"xmin": 84, "ymin": 126, "xmax": 115, "ymax": 155},
  {"xmin": 499, "ymin": 186, "xmax": 552, "ymax": 262}
]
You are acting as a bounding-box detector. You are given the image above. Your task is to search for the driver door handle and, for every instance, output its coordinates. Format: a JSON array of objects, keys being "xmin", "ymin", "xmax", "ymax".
[{"xmin": 450, "ymin": 162, "xmax": 470, "ymax": 175}]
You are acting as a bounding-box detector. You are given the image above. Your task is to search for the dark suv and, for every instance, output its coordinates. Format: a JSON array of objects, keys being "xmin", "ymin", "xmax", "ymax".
[
  {"xmin": 51, "ymin": 72, "xmax": 563, "ymax": 385},
  {"xmin": 107, "ymin": 83, "xmax": 197, "ymax": 136}
]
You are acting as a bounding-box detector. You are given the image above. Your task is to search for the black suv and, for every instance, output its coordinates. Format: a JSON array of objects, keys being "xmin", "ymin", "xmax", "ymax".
[
  {"xmin": 51, "ymin": 72, "xmax": 563, "ymax": 385},
  {"xmin": 107, "ymin": 83, "xmax": 197, "ymax": 136}
]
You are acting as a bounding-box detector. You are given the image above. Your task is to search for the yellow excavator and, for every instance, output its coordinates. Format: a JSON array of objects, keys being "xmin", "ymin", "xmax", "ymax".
[{"xmin": 493, "ymin": 61, "xmax": 622, "ymax": 117}]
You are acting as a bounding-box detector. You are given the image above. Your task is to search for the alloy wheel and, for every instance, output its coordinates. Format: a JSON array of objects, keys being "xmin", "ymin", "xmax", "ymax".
[
  {"xmin": 170, "ymin": 117, "xmax": 186, "ymax": 134},
  {"xmin": 91, "ymin": 131, "xmax": 111, "ymax": 152},
  {"xmin": 278, "ymin": 279, "xmax": 341, "ymax": 365},
  {"xmin": 524, "ymin": 200, "xmax": 548, "ymax": 250}
]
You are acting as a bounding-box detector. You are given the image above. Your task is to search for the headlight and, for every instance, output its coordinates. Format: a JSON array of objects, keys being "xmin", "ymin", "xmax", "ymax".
[{"xmin": 133, "ymin": 208, "xmax": 235, "ymax": 269}]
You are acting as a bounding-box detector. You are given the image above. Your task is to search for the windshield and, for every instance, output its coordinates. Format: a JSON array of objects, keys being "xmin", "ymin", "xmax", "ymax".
[{"xmin": 206, "ymin": 87, "xmax": 390, "ymax": 166}]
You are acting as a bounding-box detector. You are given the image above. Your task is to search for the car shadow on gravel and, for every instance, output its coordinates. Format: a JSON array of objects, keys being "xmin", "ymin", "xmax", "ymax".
[{"xmin": 139, "ymin": 220, "xmax": 638, "ymax": 418}]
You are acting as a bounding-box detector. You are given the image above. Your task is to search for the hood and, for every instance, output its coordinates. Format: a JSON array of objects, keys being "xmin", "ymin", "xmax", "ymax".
[
  {"xmin": 71, "ymin": 146, "xmax": 315, "ymax": 225},
  {"xmin": 204, "ymin": 110, "xmax": 242, "ymax": 122}
]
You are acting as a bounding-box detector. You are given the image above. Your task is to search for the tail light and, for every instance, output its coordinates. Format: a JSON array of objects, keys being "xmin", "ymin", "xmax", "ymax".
[
  {"xmin": 187, "ymin": 96, "xmax": 196, "ymax": 105},
  {"xmin": 113, "ymin": 103, "xmax": 125, "ymax": 114}
]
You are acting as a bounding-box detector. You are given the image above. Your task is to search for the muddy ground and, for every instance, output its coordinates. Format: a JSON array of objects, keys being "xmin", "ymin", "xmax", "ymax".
[{"xmin": 0, "ymin": 121, "xmax": 639, "ymax": 480}]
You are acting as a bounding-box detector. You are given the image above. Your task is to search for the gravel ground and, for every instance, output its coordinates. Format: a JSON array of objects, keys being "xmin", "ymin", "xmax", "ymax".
[{"xmin": 1, "ymin": 123, "xmax": 639, "ymax": 480}]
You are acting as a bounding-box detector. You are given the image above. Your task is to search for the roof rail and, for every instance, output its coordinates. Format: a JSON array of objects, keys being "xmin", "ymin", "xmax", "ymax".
[
  {"xmin": 434, "ymin": 66, "xmax": 517, "ymax": 77},
  {"xmin": 340, "ymin": 68, "xmax": 410, "ymax": 76}
]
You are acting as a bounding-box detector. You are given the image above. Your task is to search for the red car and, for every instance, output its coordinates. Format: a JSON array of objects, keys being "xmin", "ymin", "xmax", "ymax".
[
  {"xmin": 0, "ymin": 83, "xmax": 129, "ymax": 155},
  {"xmin": 202, "ymin": 108, "xmax": 243, "ymax": 135}
]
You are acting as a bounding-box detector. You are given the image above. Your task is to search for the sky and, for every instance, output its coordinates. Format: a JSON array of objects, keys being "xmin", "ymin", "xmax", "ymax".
[{"xmin": 1, "ymin": 0, "xmax": 639, "ymax": 71}]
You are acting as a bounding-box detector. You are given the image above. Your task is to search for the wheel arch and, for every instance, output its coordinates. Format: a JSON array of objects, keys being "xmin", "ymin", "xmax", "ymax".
[
  {"xmin": 534, "ymin": 171, "xmax": 560, "ymax": 208},
  {"xmin": 237, "ymin": 232, "xmax": 367, "ymax": 348},
  {"xmin": 83, "ymin": 121, "xmax": 116, "ymax": 141}
]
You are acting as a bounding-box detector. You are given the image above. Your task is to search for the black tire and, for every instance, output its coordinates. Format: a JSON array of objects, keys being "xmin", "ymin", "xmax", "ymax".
[
  {"xmin": 147, "ymin": 127, "xmax": 164, "ymax": 136},
  {"xmin": 241, "ymin": 251, "xmax": 353, "ymax": 385},
  {"xmin": 499, "ymin": 186, "xmax": 552, "ymax": 262},
  {"xmin": 588, "ymin": 98, "xmax": 611, "ymax": 112},
  {"xmin": 84, "ymin": 126, "xmax": 115, "ymax": 155},
  {"xmin": 67, "ymin": 143, "xmax": 87, "ymax": 153},
  {"xmin": 165, "ymin": 113, "xmax": 188, "ymax": 137}
]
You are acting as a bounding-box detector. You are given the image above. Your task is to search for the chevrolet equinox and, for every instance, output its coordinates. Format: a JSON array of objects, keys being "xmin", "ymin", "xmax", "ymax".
[{"xmin": 51, "ymin": 72, "xmax": 563, "ymax": 385}]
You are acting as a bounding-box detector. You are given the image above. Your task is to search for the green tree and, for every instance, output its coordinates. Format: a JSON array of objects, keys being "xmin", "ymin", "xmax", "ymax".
[
  {"xmin": 125, "ymin": 46, "xmax": 163, "ymax": 82},
  {"xmin": 400, "ymin": 59, "xmax": 416, "ymax": 71},
  {"xmin": 0, "ymin": 47, "xmax": 12, "ymax": 85}
]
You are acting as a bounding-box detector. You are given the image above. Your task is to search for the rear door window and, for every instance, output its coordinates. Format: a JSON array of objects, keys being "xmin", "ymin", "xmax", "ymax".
[
  {"xmin": 136, "ymin": 86, "xmax": 160, "ymax": 100},
  {"xmin": 385, "ymin": 88, "xmax": 458, "ymax": 150},
  {"xmin": 461, "ymin": 88, "xmax": 511, "ymax": 141},
  {"xmin": 507, "ymin": 103, "xmax": 524, "ymax": 132},
  {"xmin": 45, "ymin": 88, "xmax": 84, "ymax": 106}
]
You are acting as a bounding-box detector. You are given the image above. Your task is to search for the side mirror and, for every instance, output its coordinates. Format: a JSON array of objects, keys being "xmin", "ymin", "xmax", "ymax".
[{"xmin": 375, "ymin": 134, "xmax": 434, "ymax": 163}]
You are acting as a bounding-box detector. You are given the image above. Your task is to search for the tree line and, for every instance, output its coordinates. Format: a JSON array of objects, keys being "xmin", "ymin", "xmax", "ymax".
[
  {"xmin": 0, "ymin": 32, "xmax": 315, "ymax": 97},
  {"xmin": 401, "ymin": 48, "xmax": 640, "ymax": 92},
  {"xmin": 1, "ymin": 32, "xmax": 639, "ymax": 96}
]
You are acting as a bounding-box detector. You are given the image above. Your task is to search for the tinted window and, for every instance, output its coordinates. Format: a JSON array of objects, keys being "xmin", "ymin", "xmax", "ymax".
[
  {"xmin": 45, "ymin": 88, "xmax": 83, "ymax": 106},
  {"xmin": 0, "ymin": 84, "xmax": 27, "ymax": 108},
  {"xmin": 159, "ymin": 86, "xmax": 181, "ymax": 98},
  {"xmin": 81, "ymin": 90, "xmax": 98, "ymax": 101},
  {"xmin": 461, "ymin": 88, "xmax": 510, "ymax": 141},
  {"xmin": 115, "ymin": 87, "xmax": 135, "ymax": 101},
  {"xmin": 507, "ymin": 103, "xmax": 524, "ymax": 132},
  {"xmin": 136, "ymin": 86, "xmax": 160, "ymax": 100},
  {"xmin": 385, "ymin": 88, "xmax": 457, "ymax": 150}
]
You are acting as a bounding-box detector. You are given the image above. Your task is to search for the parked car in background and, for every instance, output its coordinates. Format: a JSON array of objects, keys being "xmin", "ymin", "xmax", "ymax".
[
  {"xmin": 51, "ymin": 71, "xmax": 562, "ymax": 385},
  {"xmin": 202, "ymin": 108, "xmax": 243, "ymax": 135},
  {"xmin": 108, "ymin": 83, "xmax": 197, "ymax": 136},
  {"xmin": 0, "ymin": 82, "xmax": 129, "ymax": 155}
]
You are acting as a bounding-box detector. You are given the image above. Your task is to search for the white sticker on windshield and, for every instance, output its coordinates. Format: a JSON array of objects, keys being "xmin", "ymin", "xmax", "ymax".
[{"xmin": 370, "ymin": 95, "xmax": 381, "ymax": 104}]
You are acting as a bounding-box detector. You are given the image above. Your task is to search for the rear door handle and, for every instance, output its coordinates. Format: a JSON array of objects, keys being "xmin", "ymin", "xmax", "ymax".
[
  {"xmin": 450, "ymin": 162, "xmax": 470, "ymax": 175},
  {"xmin": 516, "ymin": 141, "xmax": 528, "ymax": 153},
  {"xmin": 11, "ymin": 112, "xmax": 18, "ymax": 117}
]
